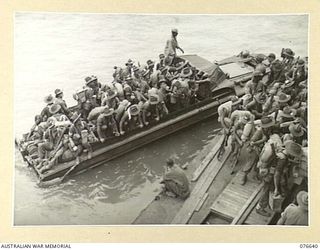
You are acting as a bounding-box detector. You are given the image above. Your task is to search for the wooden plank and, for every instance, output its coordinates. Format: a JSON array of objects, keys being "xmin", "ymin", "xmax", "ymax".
[
  {"xmin": 171, "ymin": 146, "xmax": 231, "ymax": 224},
  {"xmin": 210, "ymin": 163, "xmax": 260, "ymax": 220},
  {"xmin": 227, "ymin": 184, "xmax": 253, "ymax": 197},
  {"xmin": 231, "ymin": 182, "xmax": 264, "ymax": 224},
  {"xmin": 192, "ymin": 135, "xmax": 224, "ymax": 182},
  {"xmin": 236, "ymin": 189, "xmax": 264, "ymax": 225},
  {"xmin": 227, "ymin": 182, "xmax": 255, "ymax": 197},
  {"xmin": 212, "ymin": 200, "xmax": 240, "ymax": 218},
  {"xmin": 195, "ymin": 193, "xmax": 209, "ymax": 212},
  {"xmin": 221, "ymin": 191, "xmax": 248, "ymax": 205}
]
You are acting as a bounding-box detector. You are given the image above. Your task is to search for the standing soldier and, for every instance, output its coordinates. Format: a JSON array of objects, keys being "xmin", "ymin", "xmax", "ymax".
[
  {"xmin": 216, "ymin": 96, "xmax": 242, "ymax": 160},
  {"xmin": 164, "ymin": 28, "xmax": 184, "ymax": 65}
]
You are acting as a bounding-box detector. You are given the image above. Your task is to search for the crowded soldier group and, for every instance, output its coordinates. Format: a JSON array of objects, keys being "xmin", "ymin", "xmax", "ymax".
[
  {"xmin": 24, "ymin": 28, "xmax": 213, "ymax": 174},
  {"xmin": 217, "ymin": 48, "xmax": 308, "ymax": 224}
]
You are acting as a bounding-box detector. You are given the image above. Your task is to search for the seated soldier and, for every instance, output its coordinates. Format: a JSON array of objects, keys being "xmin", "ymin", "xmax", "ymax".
[
  {"xmin": 277, "ymin": 191, "xmax": 308, "ymax": 226},
  {"xmin": 54, "ymin": 89, "xmax": 72, "ymax": 119},
  {"xmin": 170, "ymin": 78, "xmax": 190, "ymax": 111},
  {"xmin": 261, "ymin": 94, "xmax": 276, "ymax": 115},
  {"xmin": 119, "ymin": 104, "xmax": 144, "ymax": 135},
  {"xmin": 26, "ymin": 115, "xmax": 45, "ymax": 141},
  {"xmin": 194, "ymin": 73, "xmax": 212, "ymax": 101},
  {"xmin": 178, "ymin": 68, "xmax": 193, "ymax": 108},
  {"xmin": 101, "ymin": 88, "xmax": 120, "ymax": 110},
  {"xmin": 146, "ymin": 59, "xmax": 155, "ymax": 75},
  {"xmin": 123, "ymin": 82, "xmax": 133, "ymax": 100},
  {"xmin": 244, "ymin": 70, "xmax": 264, "ymax": 95},
  {"xmin": 266, "ymin": 60, "xmax": 286, "ymax": 88},
  {"xmin": 283, "ymin": 123, "xmax": 305, "ymax": 145},
  {"xmin": 157, "ymin": 78, "xmax": 170, "ymax": 115},
  {"xmin": 111, "ymin": 70, "xmax": 125, "ymax": 101},
  {"xmin": 156, "ymin": 53, "xmax": 165, "ymax": 70},
  {"xmin": 39, "ymin": 131, "xmax": 82, "ymax": 174},
  {"xmin": 122, "ymin": 59, "xmax": 134, "ymax": 79},
  {"xmin": 36, "ymin": 117, "xmax": 61, "ymax": 164},
  {"xmin": 132, "ymin": 65, "xmax": 140, "ymax": 81},
  {"xmin": 160, "ymin": 158, "xmax": 190, "ymax": 199},
  {"xmin": 276, "ymin": 106, "xmax": 296, "ymax": 134},
  {"xmin": 73, "ymin": 87, "xmax": 98, "ymax": 119},
  {"xmin": 141, "ymin": 94, "xmax": 161, "ymax": 126},
  {"xmin": 40, "ymin": 94, "xmax": 55, "ymax": 122},
  {"xmin": 285, "ymin": 59, "xmax": 307, "ymax": 87},
  {"xmin": 135, "ymin": 75, "xmax": 150, "ymax": 100},
  {"xmin": 69, "ymin": 113, "xmax": 93, "ymax": 159},
  {"xmin": 245, "ymin": 92, "xmax": 267, "ymax": 119},
  {"xmin": 85, "ymin": 75, "xmax": 101, "ymax": 103},
  {"xmin": 96, "ymin": 107, "xmax": 120, "ymax": 142},
  {"xmin": 48, "ymin": 103, "xmax": 65, "ymax": 120},
  {"xmin": 114, "ymin": 99, "xmax": 131, "ymax": 123}
]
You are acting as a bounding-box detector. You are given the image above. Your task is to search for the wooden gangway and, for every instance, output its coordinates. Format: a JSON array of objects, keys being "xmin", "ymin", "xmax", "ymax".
[{"xmin": 210, "ymin": 169, "xmax": 275, "ymax": 225}]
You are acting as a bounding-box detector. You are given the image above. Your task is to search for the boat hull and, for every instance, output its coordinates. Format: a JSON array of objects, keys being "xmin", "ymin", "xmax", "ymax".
[{"xmin": 38, "ymin": 92, "xmax": 233, "ymax": 181}]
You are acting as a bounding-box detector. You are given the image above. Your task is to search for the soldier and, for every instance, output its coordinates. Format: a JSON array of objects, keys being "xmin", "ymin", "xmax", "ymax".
[
  {"xmin": 37, "ymin": 117, "xmax": 61, "ymax": 161},
  {"xmin": 122, "ymin": 59, "xmax": 134, "ymax": 78},
  {"xmin": 101, "ymin": 88, "xmax": 120, "ymax": 110},
  {"xmin": 119, "ymin": 104, "xmax": 144, "ymax": 135},
  {"xmin": 160, "ymin": 158, "xmax": 190, "ymax": 199},
  {"xmin": 217, "ymin": 96, "xmax": 242, "ymax": 132},
  {"xmin": 245, "ymin": 92, "xmax": 267, "ymax": 119},
  {"xmin": 164, "ymin": 28, "xmax": 184, "ymax": 58},
  {"xmin": 141, "ymin": 94, "xmax": 161, "ymax": 126},
  {"xmin": 96, "ymin": 107, "xmax": 120, "ymax": 142},
  {"xmin": 69, "ymin": 113, "xmax": 93, "ymax": 159},
  {"xmin": 277, "ymin": 191, "xmax": 308, "ymax": 225},
  {"xmin": 40, "ymin": 94, "xmax": 55, "ymax": 122},
  {"xmin": 54, "ymin": 89, "xmax": 72, "ymax": 119},
  {"xmin": 244, "ymin": 70, "xmax": 264, "ymax": 96}
]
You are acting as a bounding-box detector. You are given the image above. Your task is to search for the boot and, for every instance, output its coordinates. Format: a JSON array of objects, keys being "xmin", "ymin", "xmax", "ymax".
[
  {"xmin": 240, "ymin": 173, "xmax": 247, "ymax": 185},
  {"xmin": 256, "ymin": 207, "xmax": 271, "ymax": 217},
  {"xmin": 88, "ymin": 150, "xmax": 92, "ymax": 159},
  {"xmin": 75, "ymin": 156, "xmax": 80, "ymax": 165}
]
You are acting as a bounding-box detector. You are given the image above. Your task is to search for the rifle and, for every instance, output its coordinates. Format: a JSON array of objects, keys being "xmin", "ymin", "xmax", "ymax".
[
  {"xmin": 230, "ymin": 130, "xmax": 244, "ymax": 174},
  {"xmin": 38, "ymin": 161, "xmax": 79, "ymax": 188},
  {"xmin": 217, "ymin": 128, "xmax": 231, "ymax": 161}
]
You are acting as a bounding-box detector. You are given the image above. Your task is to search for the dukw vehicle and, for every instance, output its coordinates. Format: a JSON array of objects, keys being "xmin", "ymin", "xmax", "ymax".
[{"xmin": 17, "ymin": 54, "xmax": 256, "ymax": 184}]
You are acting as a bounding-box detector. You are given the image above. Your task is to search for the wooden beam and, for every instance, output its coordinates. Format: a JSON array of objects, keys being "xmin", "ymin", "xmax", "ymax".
[
  {"xmin": 231, "ymin": 182, "xmax": 264, "ymax": 225},
  {"xmin": 191, "ymin": 134, "xmax": 224, "ymax": 182},
  {"xmin": 171, "ymin": 147, "xmax": 231, "ymax": 224},
  {"xmin": 195, "ymin": 193, "xmax": 209, "ymax": 212}
]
